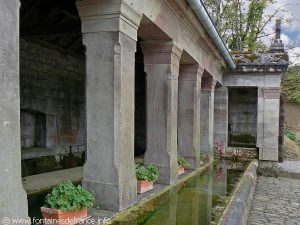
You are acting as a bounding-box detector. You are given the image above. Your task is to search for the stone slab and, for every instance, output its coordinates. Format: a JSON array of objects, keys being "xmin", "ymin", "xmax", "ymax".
[
  {"xmin": 23, "ymin": 167, "xmax": 83, "ymax": 195},
  {"xmin": 278, "ymin": 161, "xmax": 300, "ymax": 180}
]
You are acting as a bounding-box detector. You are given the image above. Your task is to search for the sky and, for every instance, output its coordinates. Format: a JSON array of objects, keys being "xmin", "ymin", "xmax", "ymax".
[{"xmin": 264, "ymin": 0, "xmax": 300, "ymax": 65}]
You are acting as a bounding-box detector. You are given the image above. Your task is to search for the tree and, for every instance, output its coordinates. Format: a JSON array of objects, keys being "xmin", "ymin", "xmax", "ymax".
[
  {"xmin": 203, "ymin": 0, "xmax": 293, "ymax": 51},
  {"xmin": 282, "ymin": 65, "xmax": 300, "ymax": 103}
]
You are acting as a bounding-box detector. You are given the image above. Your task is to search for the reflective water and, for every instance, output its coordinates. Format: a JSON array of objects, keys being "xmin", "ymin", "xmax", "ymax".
[
  {"xmin": 109, "ymin": 161, "xmax": 245, "ymax": 225},
  {"xmin": 28, "ymin": 161, "xmax": 246, "ymax": 225}
]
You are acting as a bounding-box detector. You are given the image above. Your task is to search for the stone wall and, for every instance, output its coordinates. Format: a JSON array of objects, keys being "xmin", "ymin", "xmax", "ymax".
[
  {"xmin": 228, "ymin": 88, "xmax": 257, "ymax": 147},
  {"xmin": 20, "ymin": 39, "xmax": 85, "ymax": 158}
]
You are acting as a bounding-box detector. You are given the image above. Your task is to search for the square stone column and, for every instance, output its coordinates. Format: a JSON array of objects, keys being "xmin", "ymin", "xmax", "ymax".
[
  {"xmin": 214, "ymin": 86, "xmax": 229, "ymax": 149},
  {"xmin": 200, "ymin": 77, "xmax": 217, "ymax": 161},
  {"xmin": 178, "ymin": 65, "xmax": 204, "ymax": 169},
  {"xmin": 0, "ymin": 0, "xmax": 28, "ymax": 220},
  {"xmin": 257, "ymin": 87, "xmax": 281, "ymax": 176},
  {"xmin": 77, "ymin": 1, "xmax": 142, "ymax": 211},
  {"xmin": 141, "ymin": 41, "xmax": 182, "ymax": 184}
]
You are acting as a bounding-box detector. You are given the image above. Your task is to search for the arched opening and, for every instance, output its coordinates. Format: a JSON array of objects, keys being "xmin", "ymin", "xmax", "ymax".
[
  {"xmin": 134, "ymin": 39, "xmax": 147, "ymax": 157},
  {"xmin": 20, "ymin": 0, "xmax": 85, "ymax": 218}
]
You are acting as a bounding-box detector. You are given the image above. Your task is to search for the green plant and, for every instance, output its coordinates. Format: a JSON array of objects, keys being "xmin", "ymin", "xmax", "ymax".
[
  {"xmin": 213, "ymin": 146, "xmax": 220, "ymax": 167},
  {"xmin": 96, "ymin": 202, "xmax": 105, "ymax": 210},
  {"xmin": 285, "ymin": 130, "xmax": 299, "ymax": 143},
  {"xmin": 44, "ymin": 181, "xmax": 95, "ymax": 211},
  {"xmin": 136, "ymin": 164, "xmax": 159, "ymax": 181},
  {"xmin": 200, "ymin": 152, "xmax": 207, "ymax": 161},
  {"xmin": 177, "ymin": 156, "xmax": 190, "ymax": 168}
]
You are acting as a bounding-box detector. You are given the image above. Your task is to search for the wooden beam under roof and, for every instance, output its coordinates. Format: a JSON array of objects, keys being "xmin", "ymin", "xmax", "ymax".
[{"xmin": 21, "ymin": 23, "xmax": 81, "ymax": 38}]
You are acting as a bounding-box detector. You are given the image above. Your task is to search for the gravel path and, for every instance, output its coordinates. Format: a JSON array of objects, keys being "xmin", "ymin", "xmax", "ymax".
[{"xmin": 248, "ymin": 176, "xmax": 300, "ymax": 225}]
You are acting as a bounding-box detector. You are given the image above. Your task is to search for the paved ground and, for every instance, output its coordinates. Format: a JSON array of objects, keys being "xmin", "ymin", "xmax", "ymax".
[{"xmin": 248, "ymin": 176, "xmax": 300, "ymax": 225}]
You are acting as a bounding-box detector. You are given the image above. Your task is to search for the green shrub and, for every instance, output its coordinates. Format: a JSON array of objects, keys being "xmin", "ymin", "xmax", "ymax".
[
  {"xmin": 200, "ymin": 152, "xmax": 207, "ymax": 161},
  {"xmin": 44, "ymin": 181, "xmax": 95, "ymax": 211},
  {"xmin": 286, "ymin": 130, "xmax": 298, "ymax": 141},
  {"xmin": 213, "ymin": 146, "xmax": 220, "ymax": 167},
  {"xmin": 177, "ymin": 156, "xmax": 190, "ymax": 168},
  {"xmin": 285, "ymin": 130, "xmax": 299, "ymax": 143},
  {"xmin": 136, "ymin": 164, "xmax": 159, "ymax": 181},
  {"xmin": 282, "ymin": 66, "xmax": 300, "ymax": 104}
]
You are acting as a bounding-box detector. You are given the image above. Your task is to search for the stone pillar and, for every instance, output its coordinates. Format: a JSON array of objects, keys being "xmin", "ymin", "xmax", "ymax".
[
  {"xmin": 76, "ymin": 1, "xmax": 141, "ymax": 211},
  {"xmin": 142, "ymin": 42, "xmax": 182, "ymax": 184},
  {"xmin": 200, "ymin": 76, "xmax": 217, "ymax": 160},
  {"xmin": 178, "ymin": 65, "xmax": 204, "ymax": 169},
  {"xmin": 257, "ymin": 87, "xmax": 281, "ymax": 176},
  {"xmin": 214, "ymin": 86, "xmax": 229, "ymax": 149},
  {"xmin": 0, "ymin": 0, "xmax": 28, "ymax": 221}
]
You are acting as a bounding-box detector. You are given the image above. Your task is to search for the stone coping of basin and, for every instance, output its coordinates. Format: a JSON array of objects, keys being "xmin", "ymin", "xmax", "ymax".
[
  {"xmin": 90, "ymin": 162, "xmax": 213, "ymax": 225},
  {"xmin": 217, "ymin": 159, "xmax": 258, "ymax": 225}
]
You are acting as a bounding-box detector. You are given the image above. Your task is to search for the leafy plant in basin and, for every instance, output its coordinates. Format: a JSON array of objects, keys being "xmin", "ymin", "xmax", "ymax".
[
  {"xmin": 41, "ymin": 181, "xmax": 95, "ymax": 225},
  {"xmin": 136, "ymin": 164, "xmax": 159, "ymax": 193}
]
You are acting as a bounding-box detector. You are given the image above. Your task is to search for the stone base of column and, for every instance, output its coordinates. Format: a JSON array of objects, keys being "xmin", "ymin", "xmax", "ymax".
[
  {"xmin": 154, "ymin": 164, "xmax": 178, "ymax": 185},
  {"xmin": 1, "ymin": 184, "xmax": 29, "ymax": 223},
  {"xmin": 258, "ymin": 160, "xmax": 278, "ymax": 177},
  {"xmin": 83, "ymin": 179, "xmax": 137, "ymax": 212}
]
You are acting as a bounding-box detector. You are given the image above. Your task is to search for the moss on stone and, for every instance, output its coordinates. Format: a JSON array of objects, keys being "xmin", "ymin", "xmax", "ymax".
[{"xmin": 244, "ymin": 54, "xmax": 258, "ymax": 62}]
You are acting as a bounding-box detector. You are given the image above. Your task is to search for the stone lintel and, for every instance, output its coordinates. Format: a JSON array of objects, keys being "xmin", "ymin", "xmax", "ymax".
[
  {"xmin": 76, "ymin": 0, "xmax": 142, "ymax": 41},
  {"xmin": 263, "ymin": 87, "xmax": 281, "ymax": 99},
  {"xmin": 141, "ymin": 41, "xmax": 183, "ymax": 69}
]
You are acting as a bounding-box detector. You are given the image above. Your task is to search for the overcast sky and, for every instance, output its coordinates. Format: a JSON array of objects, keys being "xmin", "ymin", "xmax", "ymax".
[{"xmin": 265, "ymin": 0, "xmax": 300, "ymax": 64}]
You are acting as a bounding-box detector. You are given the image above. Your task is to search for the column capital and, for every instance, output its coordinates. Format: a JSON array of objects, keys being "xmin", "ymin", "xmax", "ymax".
[
  {"xmin": 262, "ymin": 87, "xmax": 281, "ymax": 99},
  {"xmin": 76, "ymin": 0, "xmax": 142, "ymax": 41},
  {"xmin": 201, "ymin": 74, "xmax": 217, "ymax": 91},
  {"xmin": 179, "ymin": 64, "xmax": 204, "ymax": 81},
  {"xmin": 141, "ymin": 41, "xmax": 183, "ymax": 69}
]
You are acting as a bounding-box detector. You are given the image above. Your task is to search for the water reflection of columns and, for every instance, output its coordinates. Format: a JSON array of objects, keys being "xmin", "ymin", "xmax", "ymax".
[
  {"xmin": 213, "ymin": 161, "xmax": 227, "ymax": 196},
  {"xmin": 198, "ymin": 164, "xmax": 213, "ymax": 225},
  {"xmin": 176, "ymin": 183, "xmax": 201, "ymax": 225},
  {"xmin": 143, "ymin": 189, "xmax": 178, "ymax": 225}
]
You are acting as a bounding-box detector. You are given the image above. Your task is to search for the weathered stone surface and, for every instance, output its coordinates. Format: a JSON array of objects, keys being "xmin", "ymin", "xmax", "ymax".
[
  {"xmin": 200, "ymin": 90, "xmax": 215, "ymax": 160},
  {"xmin": 81, "ymin": 31, "xmax": 138, "ymax": 211},
  {"xmin": 77, "ymin": 0, "xmax": 144, "ymax": 211},
  {"xmin": 142, "ymin": 41, "xmax": 182, "ymax": 184},
  {"xmin": 248, "ymin": 176, "xmax": 300, "ymax": 225},
  {"xmin": 228, "ymin": 88, "xmax": 257, "ymax": 147},
  {"xmin": 225, "ymin": 148, "xmax": 258, "ymax": 159},
  {"xmin": 178, "ymin": 64, "xmax": 203, "ymax": 169},
  {"xmin": 20, "ymin": 39, "xmax": 85, "ymax": 155},
  {"xmin": 214, "ymin": 86, "xmax": 228, "ymax": 148},
  {"xmin": 258, "ymin": 161, "xmax": 278, "ymax": 177},
  {"xmin": 0, "ymin": 0, "xmax": 28, "ymax": 220}
]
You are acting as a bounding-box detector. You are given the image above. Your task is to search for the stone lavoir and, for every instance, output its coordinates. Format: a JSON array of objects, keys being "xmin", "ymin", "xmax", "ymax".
[{"xmin": 0, "ymin": 0, "xmax": 288, "ymax": 221}]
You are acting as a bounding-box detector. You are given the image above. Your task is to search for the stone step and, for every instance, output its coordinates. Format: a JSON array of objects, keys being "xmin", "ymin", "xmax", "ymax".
[{"xmin": 278, "ymin": 161, "xmax": 300, "ymax": 180}]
